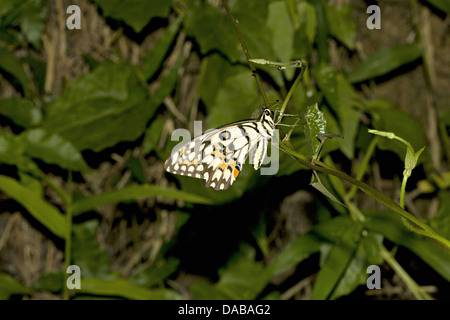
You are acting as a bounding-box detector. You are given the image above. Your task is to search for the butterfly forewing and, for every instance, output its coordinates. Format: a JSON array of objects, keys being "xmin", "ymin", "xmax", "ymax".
[{"xmin": 164, "ymin": 108, "xmax": 275, "ymax": 190}]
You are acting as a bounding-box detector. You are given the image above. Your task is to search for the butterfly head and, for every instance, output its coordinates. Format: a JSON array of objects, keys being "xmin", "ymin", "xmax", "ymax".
[{"xmin": 260, "ymin": 107, "xmax": 275, "ymax": 129}]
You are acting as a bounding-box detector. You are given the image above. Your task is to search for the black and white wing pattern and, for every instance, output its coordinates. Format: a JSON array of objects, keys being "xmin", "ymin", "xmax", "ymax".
[{"xmin": 164, "ymin": 108, "xmax": 275, "ymax": 190}]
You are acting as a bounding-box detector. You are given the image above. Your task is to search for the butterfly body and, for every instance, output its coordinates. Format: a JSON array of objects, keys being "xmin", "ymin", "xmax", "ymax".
[{"xmin": 164, "ymin": 108, "xmax": 275, "ymax": 190}]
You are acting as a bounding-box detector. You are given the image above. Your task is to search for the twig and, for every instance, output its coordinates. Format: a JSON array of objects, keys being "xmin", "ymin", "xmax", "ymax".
[{"xmin": 221, "ymin": 0, "xmax": 269, "ymax": 107}]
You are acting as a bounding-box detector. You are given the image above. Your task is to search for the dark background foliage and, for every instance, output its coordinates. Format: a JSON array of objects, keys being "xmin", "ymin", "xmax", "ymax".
[{"xmin": 0, "ymin": 0, "xmax": 449, "ymax": 300}]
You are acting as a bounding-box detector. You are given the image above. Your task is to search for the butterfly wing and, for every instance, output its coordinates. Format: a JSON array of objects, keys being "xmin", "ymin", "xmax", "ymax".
[{"xmin": 164, "ymin": 120, "xmax": 268, "ymax": 190}]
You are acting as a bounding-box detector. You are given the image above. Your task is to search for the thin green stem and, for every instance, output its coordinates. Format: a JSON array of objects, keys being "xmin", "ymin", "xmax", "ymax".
[
  {"xmin": 221, "ymin": 0, "xmax": 269, "ymax": 107},
  {"xmin": 63, "ymin": 171, "xmax": 73, "ymax": 300},
  {"xmin": 277, "ymin": 62, "xmax": 306, "ymax": 123},
  {"xmin": 280, "ymin": 143, "xmax": 450, "ymax": 251},
  {"xmin": 400, "ymin": 175, "xmax": 408, "ymax": 209},
  {"xmin": 381, "ymin": 246, "xmax": 433, "ymax": 300},
  {"xmin": 347, "ymin": 136, "xmax": 378, "ymax": 200}
]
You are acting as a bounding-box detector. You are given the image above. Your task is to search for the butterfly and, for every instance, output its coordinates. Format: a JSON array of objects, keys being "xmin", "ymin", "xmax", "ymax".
[{"xmin": 164, "ymin": 107, "xmax": 275, "ymax": 190}]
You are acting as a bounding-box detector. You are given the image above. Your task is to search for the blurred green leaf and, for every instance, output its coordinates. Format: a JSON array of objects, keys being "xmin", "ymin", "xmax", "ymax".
[
  {"xmin": 368, "ymin": 106, "xmax": 427, "ymax": 161},
  {"xmin": 0, "ymin": 46, "xmax": 29, "ymax": 96},
  {"xmin": 267, "ymin": 1, "xmax": 293, "ymax": 62},
  {"xmin": 95, "ymin": 0, "xmax": 171, "ymax": 33},
  {"xmin": 72, "ymin": 184, "xmax": 214, "ymax": 215},
  {"xmin": 331, "ymin": 233, "xmax": 383, "ymax": 299},
  {"xmin": 315, "ymin": 64, "xmax": 359, "ymax": 159},
  {"xmin": 141, "ymin": 15, "xmax": 182, "ymax": 80},
  {"xmin": 18, "ymin": 171, "xmax": 43, "ymax": 197},
  {"xmin": 192, "ymin": 244, "xmax": 271, "ymax": 300},
  {"xmin": 197, "ymin": 54, "xmax": 247, "ymax": 110},
  {"xmin": 206, "ymin": 72, "xmax": 257, "ymax": 129},
  {"xmin": 190, "ymin": 280, "xmax": 229, "ymax": 300},
  {"xmin": 21, "ymin": 128, "xmax": 88, "ymax": 171},
  {"xmin": 215, "ymin": 246, "xmax": 271, "ymax": 300},
  {"xmin": 0, "ymin": 131, "xmax": 26, "ymax": 166},
  {"xmin": 429, "ymin": 191, "xmax": 450, "ymax": 242},
  {"xmin": 311, "ymin": 177, "xmax": 345, "ymax": 207},
  {"xmin": 310, "ymin": 216, "xmax": 362, "ymax": 299},
  {"xmin": 364, "ymin": 210, "xmax": 450, "ymax": 281},
  {"xmin": 325, "ymin": 3, "xmax": 356, "ymax": 50},
  {"xmin": 42, "ymin": 61, "xmax": 169, "ymax": 152},
  {"xmin": 32, "ymin": 271, "xmax": 64, "ymax": 293},
  {"xmin": 232, "ymin": 0, "xmax": 275, "ymax": 62},
  {"xmin": 18, "ymin": 0, "xmax": 46, "ymax": 48},
  {"xmin": 346, "ymin": 43, "xmax": 422, "ymax": 83},
  {"xmin": 184, "ymin": 0, "xmax": 241, "ymax": 61},
  {"xmin": 424, "ymin": 0, "xmax": 450, "ymax": 13},
  {"xmin": 142, "ymin": 115, "xmax": 165, "ymax": 155},
  {"xmin": 130, "ymin": 257, "xmax": 179, "ymax": 287},
  {"xmin": 80, "ymin": 277, "xmax": 182, "ymax": 300},
  {"xmin": 296, "ymin": 2, "xmax": 316, "ymax": 44},
  {"xmin": 72, "ymin": 220, "xmax": 111, "ymax": 278},
  {"xmin": 125, "ymin": 156, "xmax": 146, "ymax": 184},
  {"xmin": 0, "ymin": 98, "xmax": 42, "ymax": 127},
  {"xmin": 0, "ymin": 175, "xmax": 66, "ymax": 238},
  {"xmin": 267, "ymin": 233, "xmax": 321, "ymax": 276},
  {"xmin": 0, "ymin": 273, "xmax": 32, "ymax": 299}
]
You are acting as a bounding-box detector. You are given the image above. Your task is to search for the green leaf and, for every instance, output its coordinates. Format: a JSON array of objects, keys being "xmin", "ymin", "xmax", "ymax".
[
  {"xmin": 325, "ymin": 3, "xmax": 356, "ymax": 50},
  {"xmin": 0, "ymin": 132, "xmax": 26, "ymax": 167},
  {"xmin": 72, "ymin": 184, "xmax": 213, "ymax": 215},
  {"xmin": 80, "ymin": 277, "xmax": 182, "ymax": 300},
  {"xmin": 310, "ymin": 216, "xmax": 362, "ymax": 299},
  {"xmin": 32, "ymin": 271, "xmax": 64, "ymax": 293},
  {"xmin": 18, "ymin": 171, "xmax": 43, "ymax": 197},
  {"xmin": 0, "ymin": 46, "xmax": 29, "ymax": 96},
  {"xmin": 184, "ymin": 0, "xmax": 241, "ymax": 61},
  {"xmin": 267, "ymin": 1, "xmax": 294, "ymax": 62},
  {"xmin": 364, "ymin": 210, "xmax": 450, "ymax": 281},
  {"xmin": 429, "ymin": 192, "xmax": 450, "ymax": 242},
  {"xmin": 310, "ymin": 178, "xmax": 345, "ymax": 207},
  {"xmin": 141, "ymin": 15, "xmax": 182, "ymax": 80},
  {"xmin": 291, "ymin": 2, "xmax": 316, "ymax": 60},
  {"xmin": 130, "ymin": 257, "xmax": 179, "ymax": 287},
  {"xmin": 207, "ymin": 72, "xmax": 258, "ymax": 129},
  {"xmin": 0, "ymin": 98, "xmax": 42, "ymax": 127},
  {"xmin": 42, "ymin": 61, "xmax": 163, "ymax": 152},
  {"xmin": 368, "ymin": 106, "xmax": 427, "ymax": 161},
  {"xmin": 232, "ymin": 0, "xmax": 275, "ymax": 62},
  {"xmin": 95, "ymin": 0, "xmax": 171, "ymax": 33},
  {"xmin": 0, "ymin": 175, "xmax": 66, "ymax": 238},
  {"xmin": 21, "ymin": 128, "xmax": 88, "ymax": 171},
  {"xmin": 142, "ymin": 115, "xmax": 165, "ymax": 155},
  {"xmin": 424, "ymin": 0, "xmax": 450, "ymax": 13},
  {"xmin": 303, "ymin": 103, "xmax": 326, "ymax": 156},
  {"xmin": 189, "ymin": 280, "xmax": 229, "ymax": 300},
  {"xmin": 331, "ymin": 233, "xmax": 383, "ymax": 299},
  {"xmin": 296, "ymin": 2, "xmax": 317, "ymax": 44},
  {"xmin": 18, "ymin": 0, "xmax": 46, "ymax": 48},
  {"xmin": 315, "ymin": 64, "xmax": 360, "ymax": 159},
  {"xmin": 346, "ymin": 43, "xmax": 422, "ymax": 83},
  {"xmin": 216, "ymin": 244, "xmax": 271, "ymax": 300},
  {"xmin": 0, "ymin": 273, "xmax": 32, "ymax": 299},
  {"xmin": 267, "ymin": 233, "xmax": 321, "ymax": 276},
  {"xmin": 72, "ymin": 220, "xmax": 111, "ymax": 278},
  {"xmin": 197, "ymin": 54, "xmax": 247, "ymax": 109}
]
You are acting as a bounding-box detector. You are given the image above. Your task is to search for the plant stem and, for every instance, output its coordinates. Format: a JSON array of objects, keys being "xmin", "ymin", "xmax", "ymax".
[
  {"xmin": 63, "ymin": 171, "xmax": 73, "ymax": 300},
  {"xmin": 347, "ymin": 136, "xmax": 378, "ymax": 200},
  {"xmin": 400, "ymin": 175, "xmax": 408, "ymax": 209},
  {"xmin": 221, "ymin": 0, "xmax": 270, "ymax": 107},
  {"xmin": 381, "ymin": 246, "xmax": 433, "ymax": 300},
  {"xmin": 280, "ymin": 143, "xmax": 450, "ymax": 251}
]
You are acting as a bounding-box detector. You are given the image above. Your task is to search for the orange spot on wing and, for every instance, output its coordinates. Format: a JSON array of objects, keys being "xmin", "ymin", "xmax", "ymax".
[{"xmin": 233, "ymin": 167, "xmax": 239, "ymax": 179}]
